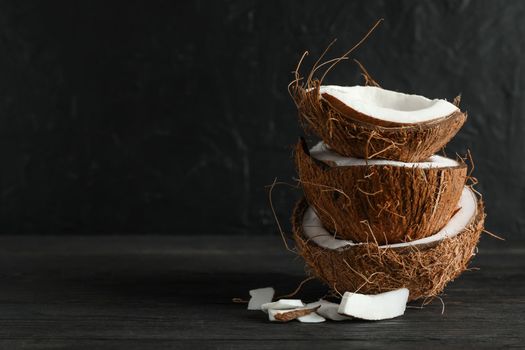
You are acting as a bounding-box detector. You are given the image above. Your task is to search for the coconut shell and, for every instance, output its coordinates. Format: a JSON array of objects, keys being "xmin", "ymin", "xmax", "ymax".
[
  {"xmin": 291, "ymin": 82, "xmax": 466, "ymax": 162},
  {"xmin": 295, "ymin": 139, "xmax": 467, "ymax": 245},
  {"xmin": 291, "ymin": 197, "xmax": 485, "ymax": 301}
]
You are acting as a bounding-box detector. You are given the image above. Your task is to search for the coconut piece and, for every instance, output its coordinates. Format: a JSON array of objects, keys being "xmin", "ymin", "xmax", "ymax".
[
  {"xmin": 297, "ymin": 312, "xmax": 326, "ymax": 323},
  {"xmin": 320, "ymin": 85, "xmax": 458, "ymax": 126},
  {"xmin": 295, "ymin": 139, "xmax": 467, "ymax": 244},
  {"xmin": 306, "ymin": 300, "xmax": 352, "ymax": 321},
  {"xmin": 338, "ymin": 288, "xmax": 409, "ymax": 320},
  {"xmin": 291, "ymin": 82, "xmax": 466, "ymax": 162},
  {"xmin": 267, "ymin": 309, "xmax": 287, "ymax": 322},
  {"xmin": 261, "ymin": 299, "xmax": 304, "ymax": 313},
  {"xmin": 268, "ymin": 306, "xmax": 321, "ymax": 322},
  {"xmin": 302, "ymin": 186, "xmax": 477, "ymax": 250},
  {"xmin": 291, "ymin": 194, "xmax": 485, "ymax": 301},
  {"xmin": 247, "ymin": 287, "xmax": 275, "ymax": 310}
]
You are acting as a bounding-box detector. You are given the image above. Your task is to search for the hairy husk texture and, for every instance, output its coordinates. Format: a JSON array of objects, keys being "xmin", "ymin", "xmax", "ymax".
[
  {"xmin": 292, "ymin": 197, "xmax": 485, "ymax": 301},
  {"xmin": 295, "ymin": 139, "xmax": 467, "ymax": 244},
  {"xmin": 291, "ymin": 81, "xmax": 466, "ymax": 162}
]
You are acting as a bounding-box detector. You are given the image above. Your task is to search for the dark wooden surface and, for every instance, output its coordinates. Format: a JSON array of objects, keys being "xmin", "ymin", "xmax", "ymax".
[{"xmin": 0, "ymin": 235, "xmax": 523, "ymax": 349}]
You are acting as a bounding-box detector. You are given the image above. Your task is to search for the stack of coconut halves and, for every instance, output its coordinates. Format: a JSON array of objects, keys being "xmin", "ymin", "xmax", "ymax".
[{"xmin": 289, "ymin": 68, "xmax": 485, "ymax": 304}]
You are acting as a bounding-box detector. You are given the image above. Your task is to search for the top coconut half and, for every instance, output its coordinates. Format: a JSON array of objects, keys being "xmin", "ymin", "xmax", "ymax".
[{"xmin": 292, "ymin": 82, "xmax": 466, "ymax": 162}]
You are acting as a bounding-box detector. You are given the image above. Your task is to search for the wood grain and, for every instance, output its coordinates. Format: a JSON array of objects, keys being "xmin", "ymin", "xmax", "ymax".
[{"xmin": 0, "ymin": 235, "xmax": 522, "ymax": 349}]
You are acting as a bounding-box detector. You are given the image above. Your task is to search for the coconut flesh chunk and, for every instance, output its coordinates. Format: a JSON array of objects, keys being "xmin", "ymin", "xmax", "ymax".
[
  {"xmin": 247, "ymin": 287, "xmax": 275, "ymax": 310},
  {"xmin": 261, "ymin": 299, "xmax": 304, "ymax": 313},
  {"xmin": 310, "ymin": 141, "xmax": 459, "ymax": 169},
  {"xmin": 306, "ymin": 299, "xmax": 352, "ymax": 321},
  {"xmin": 320, "ymin": 85, "xmax": 458, "ymax": 124},
  {"xmin": 302, "ymin": 186, "xmax": 477, "ymax": 250},
  {"xmin": 338, "ymin": 288, "xmax": 409, "ymax": 320},
  {"xmin": 297, "ymin": 312, "xmax": 326, "ymax": 323}
]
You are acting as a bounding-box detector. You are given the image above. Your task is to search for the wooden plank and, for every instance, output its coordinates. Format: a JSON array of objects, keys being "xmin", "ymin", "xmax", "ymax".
[{"xmin": 0, "ymin": 235, "xmax": 522, "ymax": 349}]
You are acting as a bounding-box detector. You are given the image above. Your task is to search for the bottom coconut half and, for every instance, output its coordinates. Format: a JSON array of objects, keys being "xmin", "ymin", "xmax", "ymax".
[{"xmin": 292, "ymin": 187, "xmax": 485, "ymax": 301}]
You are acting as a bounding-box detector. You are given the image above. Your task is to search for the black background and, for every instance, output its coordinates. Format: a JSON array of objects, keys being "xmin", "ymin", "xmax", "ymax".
[{"xmin": 0, "ymin": 0, "xmax": 523, "ymax": 243}]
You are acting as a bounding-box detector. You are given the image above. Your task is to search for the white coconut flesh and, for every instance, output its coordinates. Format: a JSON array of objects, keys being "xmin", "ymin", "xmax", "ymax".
[
  {"xmin": 320, "ymin": 85, "xmax": 458, "ymax": 124},
  {"xmin": 297, "ymin": 312, "xmax": 326, "ymax": 323},
  {"xmin": 310, "ymin": 141, "xmax": 460, "ymax": 168},
  {"xmin": 302, "ymin": 186, "xmax": 477, "ymax": 250},
  {"xmin": 261, "ymin": 299, "xmax": 304, "ymax": 312},
  {"xmin": 338, "ymin": 288, "xmax": 409, "ymax": 320},
  {"xmin": 247, "ymin": 287, "xmax": 275, "ymax": 310}
]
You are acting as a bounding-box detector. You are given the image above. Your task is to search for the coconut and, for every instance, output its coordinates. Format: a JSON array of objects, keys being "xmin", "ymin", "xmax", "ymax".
[
  {"xmin": 291, "ymin": 189, "xmax": 484, "ymax": 301},
  {"xmin": 261, "ymin": 299, "xmax": 304, "ymax": 312},
  {"xmin": 306, "ymin": 299, "xmax": 352, "ymax": 321},
  {"xmin": 291, "ymin": 81, "xmax": 466, "ymax": 162},
  {"xmin": 268, "ymin": 306, "xmax": 325, "ymax": 323},
  {"xmin": 247, "ymin": 287, "xmax": 275, "ymax": 310},
  {"xmin": 338, "ymin": 288, "xmax": 409, "ymax": 320},
  {"xmin": 295, "ymin": 139, "xmax": 467, "ymax": 245}
]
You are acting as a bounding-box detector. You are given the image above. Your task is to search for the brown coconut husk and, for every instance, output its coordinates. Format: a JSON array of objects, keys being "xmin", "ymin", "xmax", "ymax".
[
  {"xmin": 291, "ymin": 197, "xmax": 485, "ymax": 302},
  {"xmin": 295, "ymin": 139, "xmax": 467, "ymax": 244}
]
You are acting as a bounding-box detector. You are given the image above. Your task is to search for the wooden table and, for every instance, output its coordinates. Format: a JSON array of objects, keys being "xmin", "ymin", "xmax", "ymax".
[{"xmin": 0, "ymin": 235, "xmax": 523, "ymax": 349}]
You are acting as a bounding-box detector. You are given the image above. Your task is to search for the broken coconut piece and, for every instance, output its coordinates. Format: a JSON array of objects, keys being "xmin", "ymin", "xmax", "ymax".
[
  {"xmin": 295, "ymin": 139, "xmax": 467, "ymax": 244},
  {"xmin": 306, "ymin": 300, "xmax": 352, "ymax": 321},
  {"xmin": 297, "ymin": 312, "xmax": 326, "ymax": 323},
  {"xmin": 291, "ymin": 192, "xmax": 485, "ymax": 301},
  {"xmin": 247, "ymin": 287, "xmax": 275, "ymax": 310},
  {"xmin": 291, "ymin": 81, "xmax": 466, "ymax": 162},
  {"xmin": 338, "ymin": 288, "xmax": 409, "ymax": 320},
  {"xmin": 268, "ymin": 306, "xmax": 323, "ymax": 322},
  {"xmin": 261, "ymin": 299, "xmax": 304, "ymax": 313}
]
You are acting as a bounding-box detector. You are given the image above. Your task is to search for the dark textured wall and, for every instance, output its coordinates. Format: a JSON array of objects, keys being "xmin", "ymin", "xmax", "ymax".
[{"xmin": 0, "ymin": 1, "xmax": 523, "ymax": 241}]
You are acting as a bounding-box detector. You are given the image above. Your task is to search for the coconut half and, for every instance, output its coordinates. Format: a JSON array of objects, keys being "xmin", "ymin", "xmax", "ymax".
[
  {"xmin": 295, "ymin": 139, "xmax": 467, "ymax": 245},
  {"xmin": 291, "ymin": 194, "xmax": 485, "ymax": 301},
  {"xmin": 291, "ymin": 82, "xmax": 466, "ymax": 162}
]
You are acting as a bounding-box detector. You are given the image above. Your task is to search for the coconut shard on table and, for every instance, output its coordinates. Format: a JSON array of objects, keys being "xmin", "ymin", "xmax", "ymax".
[{"xmin": 285, "ymin": 38, "xmax": 487, "ymax": 303}]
